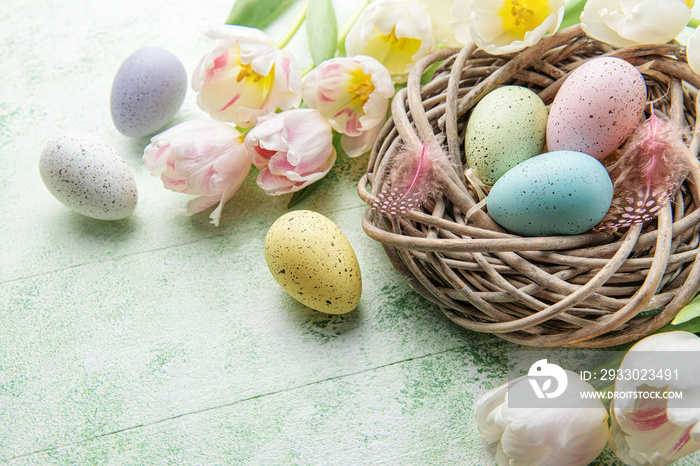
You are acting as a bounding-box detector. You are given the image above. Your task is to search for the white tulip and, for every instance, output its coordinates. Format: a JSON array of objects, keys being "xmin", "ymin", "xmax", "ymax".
[
  {"xmin": 419, "ymin": 0, "xmax": 463, "ymax": 47},
  {"xmin": 475, "ymin": 371, "xmax": 609, "ymax": 466},
  {"xmin": 344, "ymin": 0, "xmax": 436, "ymax": 83},
  {"xmin": 469, "ymin": 0, "xmax": 566, "ymax": 55},
  {"xmin": 581, "ymin": 0, "xmax": 693, "ymax": 47},
  {"xmin": 450, "ymin": 0, "xmax": 473, "ymax": 46},
  {"xmin": 686, "ymin": 27, "xmax": 700, "ymax": 75}
]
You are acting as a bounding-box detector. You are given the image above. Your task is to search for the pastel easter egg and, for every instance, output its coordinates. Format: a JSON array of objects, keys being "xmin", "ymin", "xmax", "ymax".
[
  {"xmin": 39, "ymin": 132, "xmax": 138, "ymax": 220},
  {"xmin": 487, "ymin": 151, "xmax": 613, "ymax": 236},
  {"xmin": 111, "ymin": 47, "xmax": 187, "ymax": 137},
  {"xmin": 264, "ymin": 210, "xmax": 362, "ymax": 314},
  {"xmin": 465, "ymin": 85, "xmax": 548, "ymax": 185},
  {"xmin": 547, "ymin": 57, "xmax": 647, "ymax": 160}
]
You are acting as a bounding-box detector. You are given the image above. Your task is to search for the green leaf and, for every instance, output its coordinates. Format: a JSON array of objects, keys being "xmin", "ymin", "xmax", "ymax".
[
  {"xmin": 332, "ymin": 130, "xmax": 347, "ymax": 158},
  {"xmin": 420, "ymin": 60, "xmax": 443, "ymax": 85},
  {"xmin": 672, "ymin": 293, "xmax": 700, "ymax": 325},
  {"xmin": 226, "ymin": 0, "xmax": 299, "ymax": 29},
  {"xmin": 559, "ymin": 0, "xmax": 587, "ymax": 30},
  {"xmin": 306, "ymin": 0, "xmax": 338, "ymax": 65},
  {"xmin": 287, "ymin": 182, "xmax": 320, "ymax": 209}
]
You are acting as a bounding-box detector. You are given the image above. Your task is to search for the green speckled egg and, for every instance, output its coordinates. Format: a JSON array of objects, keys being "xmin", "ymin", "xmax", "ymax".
[
  {"xmin": 465, "ymin": 86, "xmax": 548, "ymax": 185},
  {"xmin": 264, "ymin": 210, "xmax": 362, "ymax": 314}
]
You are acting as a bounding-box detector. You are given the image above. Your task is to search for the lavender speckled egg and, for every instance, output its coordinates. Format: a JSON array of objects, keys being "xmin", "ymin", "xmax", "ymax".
[
  {"xmin": 39, "ymin": 133, "xmax": 138, "ymax": 220},
  {"xmin": 465, "ymin": 86, "xmax": 548, "ymax": 185},
  {"xmin": 547, "ymin": 57, "xmax": 646, "ymax": 160},
  {"xmin": 487, "ymin": 151, "xmax": 613, "ymax": 236},
  {"xmin": 110, "ymin": 47, "xmax": 187, "ymax": 137}
]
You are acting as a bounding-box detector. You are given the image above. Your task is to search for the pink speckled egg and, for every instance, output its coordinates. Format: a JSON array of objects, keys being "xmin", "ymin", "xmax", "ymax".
[{"xmin": 546, "ymin": 57, "xmax": 646, "ymax": 160}]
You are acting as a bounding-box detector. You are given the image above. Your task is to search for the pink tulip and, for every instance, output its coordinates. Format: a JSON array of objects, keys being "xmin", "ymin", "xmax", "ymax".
[
  {"xmin": 191, "ymin": 25, "xmax": 302, "ymax": 128},
  {"xmin": 303, "ymin": 56, "xmax": 394, "ymax": 157},
  {"xmin": 610, "ymin": 331, "xmax": 700, "ymax": 465},
  {"xmin": 143, "ymin": 120, "xmax": 251, "ymax": 226},
  {"xmin": 244, "ymin": 109, "xmax": 336, "ymax": 195}
]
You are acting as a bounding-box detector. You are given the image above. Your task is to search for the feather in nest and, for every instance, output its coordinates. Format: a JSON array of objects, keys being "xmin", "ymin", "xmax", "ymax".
[
  {"xmin": 596, "ymin": 111, "xmax": 695, "ymax": 230},
  {"xmin": 371, "ymin": 141, "xmax": 453, "ymax": 217}
]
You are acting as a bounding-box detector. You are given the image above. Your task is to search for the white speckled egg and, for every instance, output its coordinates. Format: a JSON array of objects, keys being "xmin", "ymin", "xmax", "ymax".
[
  {"xmin": 264, "ymin": 210, "xmax": 362, "ymax": 314},
  {"xmin": 39, "ymin": 132, "xmax": 138, "ymax": 220},
  {"xmin": 465, "ymin": 86, "xmax": 548, "ymax": 185},
  {"xmin": 547, "ymin": 57, "xmax": 646, "ymax": 160},
  {"xmin": 487, "ymin": 151, "xmax": 613, "ymax": 236},
  {"xmin": 111, "ymin": 47, "xmax": 187, "ymax": 137}
]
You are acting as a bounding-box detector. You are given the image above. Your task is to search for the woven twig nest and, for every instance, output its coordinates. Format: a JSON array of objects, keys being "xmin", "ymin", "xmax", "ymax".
[{"xmin": 357, "ymin": 25, "xmax": 700, "ymax": 348}]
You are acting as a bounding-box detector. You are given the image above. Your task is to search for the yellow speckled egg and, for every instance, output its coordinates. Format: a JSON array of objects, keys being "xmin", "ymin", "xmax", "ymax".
[{"xmin": 264, "ymin": 210, "xmax": 362, "ymax": 314}]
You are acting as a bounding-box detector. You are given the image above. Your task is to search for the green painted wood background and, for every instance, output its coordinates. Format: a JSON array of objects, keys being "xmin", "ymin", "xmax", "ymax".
[{"xmin": 1, "ymin": 0, "xmax": 698, "ymax": 464}]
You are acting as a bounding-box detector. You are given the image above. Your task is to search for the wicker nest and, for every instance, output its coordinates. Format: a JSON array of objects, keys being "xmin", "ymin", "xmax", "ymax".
[{"xmin": 357, "ymin": 25, "xmax": 700, "ymax": 348}]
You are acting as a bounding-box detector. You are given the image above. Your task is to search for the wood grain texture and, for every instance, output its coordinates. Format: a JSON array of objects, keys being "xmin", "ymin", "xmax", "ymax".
[{"xmin": 1, "ymin": 0, "xmax": 699, "ymax": 464}]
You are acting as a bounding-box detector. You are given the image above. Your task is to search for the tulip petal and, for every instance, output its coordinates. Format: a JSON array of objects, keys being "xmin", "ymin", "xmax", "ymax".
[
  {"xmin": 476, "ymin": 372, "xmax": 608, "ymax": 466},
  {"xmin": 345, "ymin": 0, "xmax": 436, "ymax": 82},
  {"xmin": 303, "ymin": 56, "xmax": 393, "ymax": 144},
  {"xmin": 610, "ymin": 331, "xmax": 700, "ymax": 465},
  {"xmin": 340, "ymin": 122, "xmax": 383, "ymax": 157},
  {"xmin": 192, "ymin": 25, "xmax": 301, "ymax": 127},
  {"xmin": 186, "ymin": 195, "xmax": 221, "ymax": 215},
  {"xmin": 470, "ymin": 0, "xmax": 565, "ymax": 55},
  {"xmin": 256, "ymin": 168, "xmax": 304, "ymax": 195},
  {"xmin": 581, "ymin": 0, "xmax": 640, "ymax": 47},
  {"xmin": 606, "ymin": 0, "xmax": 690, "ymax": 44},
  {"xmin": 450, "ymin": 0, "xmax": 472, "ymax": 45},
  {"xmin": 419, "ymin": 0, "xmax": 462, "ymax": 47},
  {"xmin": 143, "ymin": 119, "xmax": 250, "ymax": 225},
  {"xmin": 687, "ymin": 28, "xmax": 700, "ymax": 75},
  {"xmin": 245, "ymin": 109, "xmax": 336, "ymax": 196},
  {"xmin": 582, "ymin": 0, "xmax": 691, "ymax": 48},
  {"xmin": 475, "ymin": 379, "xmax": 514, "ymax": 444}
]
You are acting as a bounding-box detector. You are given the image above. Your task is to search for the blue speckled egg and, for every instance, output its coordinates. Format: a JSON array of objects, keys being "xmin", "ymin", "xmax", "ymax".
[
  {"xmin": 487, "ymin": 151, "xmax": 613, "ymax": 236},
  {"xmin": 110, "ymin": 47, "xmax": 187, "ymax": 137},
  {"xmin": 39, "ymin": 132, "xmax": 138, "ymax": 220}
]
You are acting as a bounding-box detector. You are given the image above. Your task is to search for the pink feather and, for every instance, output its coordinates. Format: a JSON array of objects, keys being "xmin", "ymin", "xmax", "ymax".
[
  {"xmin": 596, "ymin": 112, "xmax": 693, "ymax": 230},
  {"xmin": 371, "ymin": 141, "xmax": 450, "ymax": 217}
]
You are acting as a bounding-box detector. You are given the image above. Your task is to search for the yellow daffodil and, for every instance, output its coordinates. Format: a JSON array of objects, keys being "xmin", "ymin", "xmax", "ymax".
[
  {"xmin": 345, "ymin": 0, "xmax": 436, "ymax": 83},
  {"xmin": 470, "ymin": 0, "xmax": 566, "ymax": 54},
  {"xmin": 581, "ymin": 0, "xmax": 694, "ymax": 47}
]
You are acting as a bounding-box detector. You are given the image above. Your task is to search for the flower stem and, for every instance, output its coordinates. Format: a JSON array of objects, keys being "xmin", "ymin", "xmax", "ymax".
[
  {"xmin": 689, "ymin": 17, "xmax": 700, "ymax": 29},
  {"xmin": 276, "ymin": 0, "xmax": 309, "ymax": 49},
  {"xmin": 300, "ymin": 64, "xmax": 315, "ymax": 78},
  {"xmin": 336, "ymin": 0, "xmax": 370, "ymax": 55}
]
